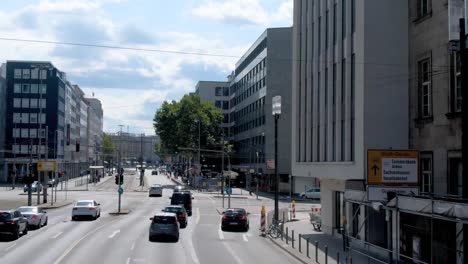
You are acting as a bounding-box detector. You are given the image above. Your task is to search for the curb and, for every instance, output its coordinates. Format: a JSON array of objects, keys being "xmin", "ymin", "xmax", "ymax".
[
  {"xmin": 109, "ymin": 209, "xmax": 131, "ymax": 215},
  {"xmin": 39, "ymin": 201, "xmax": 73, "ymax": 209},
  {"xmin": 212, "ymin": 195, "xmax": 248, "ymax": 200},
  {"xmin": 267, "ymin": 236, "xmax": 313, "ymax": 264}
]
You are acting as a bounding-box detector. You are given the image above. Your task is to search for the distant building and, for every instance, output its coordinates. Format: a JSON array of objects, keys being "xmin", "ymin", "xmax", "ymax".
[
  {"xmin": 0, "ymin": 64, "xmax": 6, "ymax": 181},
  {"xmin": 195, "ymin": 81, "xmax": 231, "ymax": 133},
  {"xmin": 85, "ymin": 97, "xmax": 103, "ymax": 166},
  {"xmin": 109, "ymin": 132, "xmax": 160, "ymax": 167}
]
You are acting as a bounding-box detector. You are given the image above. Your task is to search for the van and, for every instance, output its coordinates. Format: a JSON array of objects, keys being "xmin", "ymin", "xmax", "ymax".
[{"xmin": 170, "ymin": 192, "xmax": 193, "ymax": 216}]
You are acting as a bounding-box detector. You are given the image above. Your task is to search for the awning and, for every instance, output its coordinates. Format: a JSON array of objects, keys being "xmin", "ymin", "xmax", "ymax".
[{"xmin": 388, "ymin": 196, "xmax": 468, "ymax": 220}]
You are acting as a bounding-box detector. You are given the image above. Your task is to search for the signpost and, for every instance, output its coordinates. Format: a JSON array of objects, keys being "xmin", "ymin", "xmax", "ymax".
[{"xmin": 37, "ymin": 161, "xmax": 57, "ymax": 172}]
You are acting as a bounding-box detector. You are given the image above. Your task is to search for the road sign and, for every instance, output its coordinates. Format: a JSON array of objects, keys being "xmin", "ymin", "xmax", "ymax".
[
  {"xmin": 266, "ymin": 159, "xmax": 275, "ymax": 170},
  {"xmin": 37, "ymin": 161, "xmax": 56, "ymax": 172},
  {"xmin": 367, "ymin": 186, "xmax": 419, "ymax": 202},
  {"xmin": 367, "ymin": 150, "xmax": 419, "ymax": 185},
  {"xmin": 118, "ymin": 187, "xmax": 124, "ymax": 194},
  {"xmin": 226, "ymin": 187, "xmax": 232, "ymax": 195}
]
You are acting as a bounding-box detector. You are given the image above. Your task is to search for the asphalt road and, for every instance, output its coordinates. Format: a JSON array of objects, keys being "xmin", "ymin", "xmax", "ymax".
[{"xmin": 0, "ymin": 171, "xmax": 300, "ymax": 264}]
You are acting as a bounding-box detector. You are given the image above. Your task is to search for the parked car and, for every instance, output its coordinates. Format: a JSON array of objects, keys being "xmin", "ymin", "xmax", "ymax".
[
  {"xmin": 299, "ymin": 188, "xmax": 321, "ymax": 200},
  {"xmin": 71, "ymin": 200, "xmax": 101, "ymax": 220},
  {"xmin": 221, "ymin": 208, "xmax": 250, "ymax": 232},
  {"xmin": 48, "ymin": 178, "xmax": 59, "ymax": 187},
  {"xmin": 149, "ymin": 213, "xmax": 179, "ymax": 242},
  {"xmin": 149, "ymin": 184, "xmax": 163, "ymax": 197},
  {"xmin": 162, "ymin": 205, "xmax": 188, "ymax": 228},
  {"xmin": 17, "ymin": 206, "xmax": 48, "ymax": 229},
  {"xmin": 23, "ymin": 181, "xmax": 42, "ymax": 193},
  {"xmin": 170, "ymin": 192, "xmax": 193, "ymax": 216},
  {"xmin": 0, "ymin": 210, "xmax": 28, "ymax": 239}
]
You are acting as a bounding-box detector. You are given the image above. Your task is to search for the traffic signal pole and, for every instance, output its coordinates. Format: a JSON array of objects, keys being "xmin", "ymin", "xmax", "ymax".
[{"xmin": 460, "ymin": 19, "xmax": 468, "ymax": 200}]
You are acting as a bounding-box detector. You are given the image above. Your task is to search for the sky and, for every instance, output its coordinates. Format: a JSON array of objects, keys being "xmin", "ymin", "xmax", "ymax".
[{"xmin": 0, "ymin": 0, "xmax": 293, "ymax": 135}]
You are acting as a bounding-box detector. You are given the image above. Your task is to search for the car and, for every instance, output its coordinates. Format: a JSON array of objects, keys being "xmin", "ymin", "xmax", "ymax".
[
  {"xmin": 162, "ymin": 205, "xmax": 188, "ymax": 228},
  {"xmin": 151, "ymin": 170, "xmax": 158, "ymax": 175},
  {"xmin": 170, "ymin": 192, "xmax": 193, "ymax": 216},
  {"xmin": 149, "ymin": 212, "xmax": 179, "ymax": 242},
  {"xmin": 71, "ymin": 200, "xmax": 101, "ymax": 220},
  {"xmin": 23, "ymin": 181, "xmax": 42, "ymax": 193},
  {"xmin": 17, "ymin": 206, "xmax": 48, "ymax": 229},
  {"xmin": 0, "ymin": 210, "xmax": 28, "ymax": 239},
  {"xmin": 299, "ymin": 188, "xmax": 321, "ymax": 200},
  {"xmin": 173, "ymin": 185, "xmax": 185, "ymax": 193},
  {"xmin": 221, "ymin": 208, "xmax": 250, "ymax": 232},
  {"xmin": 48, "ymin": 178, "xmax": 59, "ymax": 187},
  {"xmin": 149, "ymin": 184, "xmax": 163, "ymax": 197}
]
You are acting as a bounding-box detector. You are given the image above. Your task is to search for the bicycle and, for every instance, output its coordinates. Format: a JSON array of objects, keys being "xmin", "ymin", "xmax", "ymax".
[{"xmin": 266, "ymin": 220, "xmax": 283, "ymax": 239}]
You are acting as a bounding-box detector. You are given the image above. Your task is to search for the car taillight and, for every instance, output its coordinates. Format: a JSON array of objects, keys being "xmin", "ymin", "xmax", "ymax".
[
  {"xmin": 89, "ymin": 208, "xmax": 95, "ymax": 211},
  {"xmin": 240, "ymin": 216, "xmax": 247, "ymax": 221},
  {"xmin": 31, "ymin": 215, "xmax": 37, "ymax": 220},
  {"xmin": 222, "ymin": 216, "xmax": 229, "ymax": 220},
  {"xmin": 6, "ymin": 221, "xmax": 16, "ymax": 225}
]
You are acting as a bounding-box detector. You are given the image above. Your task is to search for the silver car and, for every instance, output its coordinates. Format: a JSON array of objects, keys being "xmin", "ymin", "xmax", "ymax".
[
  {"xmin": 71, "ymin": 200, "xmax": 101, "ymax": 220},
  {"xmin": 23, "ymin": 181, "xmax": 43, "ymax": 193},
  {"xmin": 17, "ymin": 206, "xmax": 48, "ymax": 229},
  {"xmin": 149, "ymin": 184, "xmax": 163, "ymax": 197},
  {"xmin": 299, "ymin": 188, "xmax": 321, "ymax": 199},
  {"xmin": 149, "ymin": 212, "xmax": 179, "ymax": 242}
]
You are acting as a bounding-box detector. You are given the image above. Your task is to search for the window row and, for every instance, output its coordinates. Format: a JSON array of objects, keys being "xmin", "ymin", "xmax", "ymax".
[
  {"xmin": 215, "ymin": 86, "xmax": 230, "ymax": 97},
  {"xmin": 233, "ymin": 116, "xmax": 266, "ymax": 135},
  {"xmin": 233, "ymin": 97, "xmax": 266, "ymax": 122},
  {"xmin": 12, "ymin": 113, "xmax": 46, "ymax": 124},
  {"xmin": 214, "ymin": 101, "xmax": 229, "ymax": 110},
  {"xmin": 12, "ymin": 128, "xmax": 46, "ymax": 139},
  {"xmin": 14, "ymin": 69, "xmax": 48, "ymax": 80},
  {"xmin": 12, "ymin": 144, "xmax": 47, "ymax": 155},
  {"xmin": 13, "ymin": 84, "xmax": 47, "ymax": 94},
  {"xmin": 233, "ymin": 77, "xmax": 266, "ymax": 106},
  {"xmin": 13, "ymin": 98, "xmax": 47, "ymax": 109}
]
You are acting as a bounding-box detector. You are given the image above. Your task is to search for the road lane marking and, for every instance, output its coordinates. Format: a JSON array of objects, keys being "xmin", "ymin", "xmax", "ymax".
[
  {"xmin": 108, "ymin": 229, "xmax": 120, "ymax": 238},
  {"xmin": 130, "ymin": 242, "xmax": 135, "ymax": 251},
  {"xmin": 218, "ymin": 228, "xmax": 224, "ymax": 240},
  {"xmin": 222, "ymin": 242, "xmax": 243, "ymax": 264},
  {"xmin": 242, "ymin": 234, "xmax": 248, "ymax": 242},
  {"xmin": 247, "ymin": 233, "xmax": 253, "ymax": 237},
  {"xmin": 196, "ymin": 208, "xmax": 200, "ymax": 224},
  {"xmin": 53, "ymin": 219, "xmax": 118, "ymax": 264},
  {"xmin": 126, "ymin": 257, "xmax": 130, "ymax": 264},
  {"xmin": 4, "ymin": 243, "xmax": 16, "ymax": 252},
  {"xmin": 52, "ymin": 232, "xmax": 63, "ymax": 239}
]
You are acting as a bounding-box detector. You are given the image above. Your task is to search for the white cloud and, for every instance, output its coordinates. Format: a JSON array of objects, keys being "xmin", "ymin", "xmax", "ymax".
[{"xmin": 273, "ymin": 0, "xmax": 293, "ymax": 25}]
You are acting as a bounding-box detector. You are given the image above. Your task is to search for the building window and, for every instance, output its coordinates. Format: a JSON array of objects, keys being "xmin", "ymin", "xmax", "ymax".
[
  {"xmin": 31, "ymin": 68, "xmax": 39, "ymax": 79},
  {"xmin": 420, "ymin": 152, "xmax": 433, "ymax": 193},
  {"xmin": 21, "ymin": 128, "xmax": 29, "ymax": 138},
  {"xmin": 22, "ymin": 69, "xmax": 30, "ymax": 79},
  {"xmin": 14, "ymin": 69, "xmax": 22, "ymax": 79},
  {"xmin": 342, "ymin": 0, "xmax": 346, "ymax": 40},
  {"xmin": 30, "ymin": 129, "xmax": 37, "ymax": 138},
  {"xmin": 30, "ymin": 99, "xmax": 38, "ymax": 108},
  {"xmin": 20, "ymin": 145, "xmax": 29, "ymax": 154},
  {"xmin": 21, "ymin": 113, "xmax": 29, "ymax": 124},
  {"xmin": 40, "ymin": 69, "xmax": 47, "ymax": 80},
  {"xmin": 448, "ymin": 157, "xmax": 462, "ymax": 196},
  {"xmin": 419, "ymin": 59, "xmax": 432, "ymax": 118},
  {"xmin": 417, "ymin": 0, "xmax": 430, "ymax": 18},
  {"xmin": 22, "ymin": 84, "xmax": 30, "ymax": 94},
  {"xmin": 22, "ymin": 98, "xmax": 30, "ymax": 108},
  {"xmin": 30, "ymin": 113, "xmax": 38, "ymax": 124},
  {"xmin": 40, "ymin": 99, "xmax": 46, "ymax": 109},
  {"xmin": 215, "ymin": 101, "xmax": 221, "ymax": 108},
  {"xmin": 12, "ymin": 145, "xmax": 20, "ymax": 154},
  {"xmin": 39, "ymin": 113, "xmax": 46, "ymax": 124},
  {"xmin": 223, "ymin": 87, "xmax": 229, "ymax": 96},
  {"xmin": 38, "ymin": 129, "xmax": 46, "ymax": 139},
  {"xmin": 215, "ymin": 87, "xmax": 222, "ymax": 96},
  {"xmin": 13, "ymin": 84, "xmax": 20, "ymax": 93},
  {"xmin": 40, "ymin": 84, "xmax": 47, "ymax": 94},
  {"xmin": 13, "ymin": 113, "xmax": 21, "ymax": 123},
  {"xmin": 30, "ymin": 84, "xmax": 38, "ymax": 94},
  {"xmin": 12, "ymin": 128, "xmax": 20, "ymax": 138},
  {"xmin": 13, "ymin": 98, "xmax": 21, "ymax": 108},
  {"xmin": 452, "ymin": 52, "xmax": 462, "ymax": 112}
]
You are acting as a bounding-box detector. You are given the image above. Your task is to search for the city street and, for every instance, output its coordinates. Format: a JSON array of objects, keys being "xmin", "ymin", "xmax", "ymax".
[{"xmin": 0, "ymin": 170, "xmax": 301, "ymax": 264}]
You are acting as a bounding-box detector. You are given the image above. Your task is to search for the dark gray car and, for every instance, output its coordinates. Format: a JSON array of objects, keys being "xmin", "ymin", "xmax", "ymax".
[{"xmin": 149, "ymin": 213, "xmax": 179, "ymax": 242}]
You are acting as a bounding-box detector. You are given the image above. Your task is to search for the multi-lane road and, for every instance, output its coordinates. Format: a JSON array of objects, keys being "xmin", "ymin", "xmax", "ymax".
[{"xmin": 0, "ymin": 171, "xmax": 300, "ymax": 264}]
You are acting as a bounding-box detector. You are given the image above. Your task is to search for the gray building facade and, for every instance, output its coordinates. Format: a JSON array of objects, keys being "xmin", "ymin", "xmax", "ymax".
[
  {"xmin": 0, "ymin": 64, "xmax": 6, "ymax": 181},
  {"xmin": 85, "ymin": 97, "xmax": 103, "ymax": 165},
  {"xmin": 195, "ymin": 81, "xmax": 231, "ymax": 132},
  {"xmin": 109, "ymin": 132, "xmax": 160, "ymax": 167}
]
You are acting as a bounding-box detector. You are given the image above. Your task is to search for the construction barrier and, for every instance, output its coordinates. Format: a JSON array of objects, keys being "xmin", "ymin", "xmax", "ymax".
[
  {"xmin": 292, "ymin": 200, "xmax": 296, "ymax": 219},
  {"xmin": 260, "ymin": 205, "xmax": 266, "ymax": 236}
]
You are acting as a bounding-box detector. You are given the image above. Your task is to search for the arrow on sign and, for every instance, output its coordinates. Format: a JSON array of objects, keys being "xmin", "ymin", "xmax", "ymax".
[{"xmin": 371, "ymin": 163, "xmax": 379, "ymax": 176}]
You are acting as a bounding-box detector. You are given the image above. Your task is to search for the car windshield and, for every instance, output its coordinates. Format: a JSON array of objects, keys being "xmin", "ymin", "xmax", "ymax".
[
  {"xmin": 0, "ymin": 212, "xmax": 12, "ymax": 220},
  {"xmin": 76, "ymin": 202, "xmax": 93, "ymax": 206},
  {"xmin": 18, "ymin": 207, "xmax": 37, "ymax": 213},
  {"xmin": 172, "ymin": 194, "xmax": 190, "ymax": 203},
  {"xmin": 153, "ymin": 216, "xmax": 177, "ymax": 224},
  {"xmin": 225, "ymin": 210, "xmax": 245, "ymax": 216},
  {"xmin": 164, "ymin": 207, "xmax": 182, "ymax": 213}
]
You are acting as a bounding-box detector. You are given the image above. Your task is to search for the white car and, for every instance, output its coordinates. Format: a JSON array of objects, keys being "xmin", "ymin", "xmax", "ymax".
[
  {"xmin": 71, "ymin": 200, "xmax": 101, "ymax": 220},
  {"xmin": 149, "ymin": 184, "xmax": 163, "ymax": 197},
  {"xmin": 17, "ymin": 206, "xmax": 48, "ymax": 229},
  {"xmin": 299, "ymin": 188, "xmax": 321, "ymax": 199}
]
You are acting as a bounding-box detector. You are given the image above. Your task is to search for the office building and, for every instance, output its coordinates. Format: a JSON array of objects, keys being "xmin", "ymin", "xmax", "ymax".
[
  {"xmin": 109, "ymin": 132, "xmax": 160, "ymax": 167},
  {"xmin": 85, "ymin": 97, "xmax": 103, "ymax": 165},
  {"xmin": 0, "ymin": 64, "xmax": 6, "ymax": 181},
  {"xmin": 195, "ymin": 81, "xmax": 231, "ymax": 133},
  {"xmin": 291, "ymin": 0, "xmax": 408, "ymax": 258}
]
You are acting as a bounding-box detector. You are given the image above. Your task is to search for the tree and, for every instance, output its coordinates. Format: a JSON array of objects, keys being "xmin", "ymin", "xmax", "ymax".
[
  {"xmin": 153, "ymin": 94, "xmax": 224, "ymax": 155},
  {"xmin": 102, "ymin": 133, "xmax": 116, "ymax": 167}
]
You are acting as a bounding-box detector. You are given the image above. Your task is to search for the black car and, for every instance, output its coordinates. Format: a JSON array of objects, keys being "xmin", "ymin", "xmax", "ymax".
[
  {"xmin": 221, "ymin": 208, "xmax": 250, "ymax": 232},
  {"xmin": 162, "ymin": 205, "xmax": 188, "ymax": 228},
  {"xmin": 170, "ymin": 192, "xmax": 193, "ymax": 216},
  {"xmin": 0, "ymin": 210, "xmax": 28, "ymax": 239}
]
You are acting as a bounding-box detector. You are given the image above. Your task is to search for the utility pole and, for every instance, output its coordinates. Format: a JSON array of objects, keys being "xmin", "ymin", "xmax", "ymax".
[
  {"xmin": 272, "ymin": 96, "xmax": 282, "ymax": 224},
  {"xmin": 140, "ymin": 133, "xmax": 144, "ymax": 186},
  {"xmin": 256, "ymin": 151, "xmax": 259, "ymax": 200},
  {"xmin": 221, "ymin": 133, "xmax": 225, "ymax": 208},
  {"xmin": 12, "ymin": 122, "xmax": 17, "ymax": 190},
  {"xmin": 460, "ymin": 19, "xmax": 468, "ymax": 199},
  {"xmin": 118, "ymin": 125, "xmax": 124, "ymax": 213},
  {"xmin": 43, "ymin": 126, "xmax": 48, "ymax": 203},
  {"xmin": 28, "ymin": 140, "xmax": 33, "ymax": 206}
]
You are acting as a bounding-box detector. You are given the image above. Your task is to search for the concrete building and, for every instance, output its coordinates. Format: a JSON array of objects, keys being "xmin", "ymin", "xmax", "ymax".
[
  {"xmin": 109, "ymin": 132, "xmax": 160, "ymax": 167},
  {"xmin": 85, "ymin": 97, "xmax": 103, "ymax": 166},
  {"xmin": 230, "ymin": 27, "xmax": 293, "ymax": 192},
  {"xmin": 291, "ymin": 0, "xmax": 408, "ymax": 256},
  {"xmin": 1, "ymin": 61, "xmax": 67, "ymax": 183},
  {"xmin": 0, "ymin": 64, "xmax": 6, "ymax": 181},
  {"xmin": 195, "ymin": 81, "xmax": 231, "ymax": 133}
]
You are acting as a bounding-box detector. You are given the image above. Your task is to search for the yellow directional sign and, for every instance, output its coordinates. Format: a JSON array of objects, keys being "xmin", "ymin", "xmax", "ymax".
[
  {"xmin": 367, "ymin": 150, "xmax": 418, "ymax": 185},
  {"xmin": 37, "ymin": 161, "xmax": 57, "ymax": 172}
]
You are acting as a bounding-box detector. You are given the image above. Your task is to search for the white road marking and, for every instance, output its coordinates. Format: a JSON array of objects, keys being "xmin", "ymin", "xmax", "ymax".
[
  {"xmin": 126, "ymin": 257, "xmax": 130, "ymax": 264},
  {"xmin": 242, "ymin": 234, "xmax": 248, "ymax": 242},
  {"xmin": 218, "ymin": 228, "xmax": 224, "ymax": 240},
  {"xmin": 196, "ymin": 208, "xmax": 200, "ymax": 224},
  {"xmin": 130, "ymin": 242, "xmax": 135, "ymax": 251},
  {"xmin": 108, "ymin": 229, "xmax": 120, "ymax": 239},
  {"xmin": 247, "ymin": 233, "xmax": 253, "ymax": 237},
  {"xmin": 222, "ymin": 242, "xmax": 243, "ymax": 264},
  {"xmin": 52, "ymin": 232, "xmax": 63, "ymax": 239},
  {"xmin": 185, "ymin": 231, "xmax": 201, "ymax": 264},
  {"xmin": 4, "ymin": 243, "xmax": 16, "ymax": 252},
  {"xmin": 53, "ymin": 219, "xmax": 118, "ymax": 264}
]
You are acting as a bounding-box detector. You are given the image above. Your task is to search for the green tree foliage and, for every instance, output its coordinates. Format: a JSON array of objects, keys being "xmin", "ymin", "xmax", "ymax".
[
  {"xmin": 102, "ymin": 133, "xmax": 116, "ymax": 163},
  {"xmin": 153, "ymin": 94, "xmax": 224, "ymax": 154}
]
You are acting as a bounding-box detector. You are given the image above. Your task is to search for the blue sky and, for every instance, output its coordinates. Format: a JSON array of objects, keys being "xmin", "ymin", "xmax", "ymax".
[{"xmin": 0, "ymin": 0, "xmax": 293, "ymax": 135}]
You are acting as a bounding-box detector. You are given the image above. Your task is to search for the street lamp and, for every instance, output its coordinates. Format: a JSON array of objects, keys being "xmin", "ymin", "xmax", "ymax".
[{"xmin": 272, "ymin": 95, "xmax": 281, "ymax": 224}]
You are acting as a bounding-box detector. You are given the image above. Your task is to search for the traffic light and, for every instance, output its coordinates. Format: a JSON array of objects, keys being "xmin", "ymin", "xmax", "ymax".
[
  {"xmin": 120, "ymin": 174, "xmax": 124, "ymax": 184},
  {"xmin": 115, "ymin": 175, "xmax": 119, "ymax": 185}
]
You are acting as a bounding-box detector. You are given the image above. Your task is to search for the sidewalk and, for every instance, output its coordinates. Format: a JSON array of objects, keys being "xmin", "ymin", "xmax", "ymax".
[
  {"xmin": 267, "ymin": 212, "xmax": 382, "ymax": 264},
  {"xmin": 0, "ymin": 195, "xmax": 73, "ymax": 210}
]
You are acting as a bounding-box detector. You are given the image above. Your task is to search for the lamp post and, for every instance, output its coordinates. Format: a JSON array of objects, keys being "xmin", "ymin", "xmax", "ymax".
[{"xmin": 272, "ymin": 95, "xmax": 281, "ymax": 223}]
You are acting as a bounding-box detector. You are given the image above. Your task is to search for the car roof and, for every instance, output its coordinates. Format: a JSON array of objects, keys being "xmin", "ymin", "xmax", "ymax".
[
  {"xmin": 226, "ymin": 208, "xmax": 246, "ymax": 212},
  {"xmin": 76, "ymin": 200, "xmax": 94, "ymax": 203},
  {"xmin": 165, "ymin": 205, "xmax": 183, "ymax": 208},
  {"xmin": 152, "ymin": 184, "xmax": 162, "ymax": 186},
  {"xmin": 154, "ymin": 212, "xmax": 177, "ymax": 217},
  {"xmin": 18, "ymin": 206, "xmax": 38, "ymax": 209}
]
